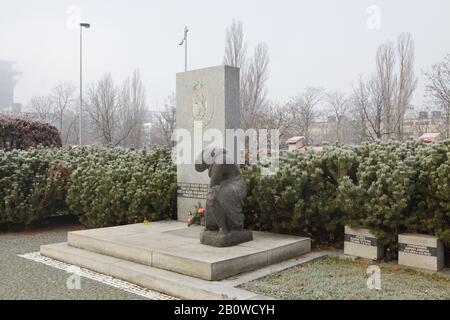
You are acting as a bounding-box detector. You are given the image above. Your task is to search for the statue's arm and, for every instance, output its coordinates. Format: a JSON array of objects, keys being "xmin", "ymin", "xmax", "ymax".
[
  {"xmin": 209, "ymin": 163, "xmax": 224, "ymax": 187},
  {"xmin": 195, "ymin": 162, "xmax": 208, "ymax": 172},
  {"xmin": 195, "ymin": 151, "xmax": 208, "ymax": 172}
]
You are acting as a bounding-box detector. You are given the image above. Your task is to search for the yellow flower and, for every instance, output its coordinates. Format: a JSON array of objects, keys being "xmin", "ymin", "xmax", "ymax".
[{"xmin": 143, "ymin": 219, "xmax": 149, "ymax": 225}]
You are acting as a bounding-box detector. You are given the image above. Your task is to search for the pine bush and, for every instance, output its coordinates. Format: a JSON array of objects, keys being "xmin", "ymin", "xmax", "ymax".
[{"xmin": 0, "ymin": 146, "xmax": 176, "ymax": 228}]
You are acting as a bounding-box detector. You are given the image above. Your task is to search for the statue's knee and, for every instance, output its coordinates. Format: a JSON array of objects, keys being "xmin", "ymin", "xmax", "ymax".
[{"xmin": 206, "ymin": 196, "xmax": 215, "ymax": 208}]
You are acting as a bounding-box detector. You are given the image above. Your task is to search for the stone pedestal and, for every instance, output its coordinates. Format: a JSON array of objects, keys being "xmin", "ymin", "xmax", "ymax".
[
  {"xmin": 200, "ymin": 229, "xmax": 253, "ymax": 247},
  {"xmin": 41, "ymin": 222, "xmax": 311, "ymax": 282},
  {"xmin": 344, "ymin": 226, "xmax": 384, "ymax": 260},
  {"xmin": 398, "ymin": 233, "xmax": 444, "ymax": 271}
]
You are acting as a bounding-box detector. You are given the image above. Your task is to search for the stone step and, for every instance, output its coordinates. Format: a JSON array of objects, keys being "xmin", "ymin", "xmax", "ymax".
[
  {"xmin": 64, "ymin": 222, "xmax": 311, "ymax": 281},
  {"xmin": 40, "ymin": 242, "xmax": 260, "ymax": 300}
]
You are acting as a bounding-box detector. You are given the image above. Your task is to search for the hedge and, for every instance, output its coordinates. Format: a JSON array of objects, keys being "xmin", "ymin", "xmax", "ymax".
[
  {"xmin": 65, "ymin": 146, "xmax": 176, "ymax": 228},
  {"xmin": 0, "ymin": 148, "xmax": 68, "ymax": 225},
  {"xmin": 0, "ymin": 114, "xmax": 62, "ymax": 151},
  {"xmin": 0, "ymin": 146, "xmax": 176, "ymax": 228},
  {"xmin": 242, "ymin": 140, "xmax": 450, "ymax": 257},
  {"xmin": 242, "ymin": 145, "xmax": 358, "ymax": 243},
  {"xmin": 0, "ymin": 141, "xmax": 448, "ymax": 259}
]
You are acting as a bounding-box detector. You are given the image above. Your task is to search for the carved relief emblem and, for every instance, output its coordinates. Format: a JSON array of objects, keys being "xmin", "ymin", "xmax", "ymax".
[
  {"xmin": 192, "ymin": 83, "xmax": 208, "ymax": 121},
  {"xmin": 191, "ymin": 82, "xmax": 214, "ymax": 127}
]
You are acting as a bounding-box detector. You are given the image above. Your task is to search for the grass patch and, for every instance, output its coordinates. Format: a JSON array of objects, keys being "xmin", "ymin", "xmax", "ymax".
[{"xmin": 240, "ymin": 256, "xmax": 450, "ymax": 300}]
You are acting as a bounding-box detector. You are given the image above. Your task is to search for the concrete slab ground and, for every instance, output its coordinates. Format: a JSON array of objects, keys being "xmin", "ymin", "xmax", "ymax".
[{"xmin": 62, "ymin": 221, "xmax": 311, "ymax": 281}]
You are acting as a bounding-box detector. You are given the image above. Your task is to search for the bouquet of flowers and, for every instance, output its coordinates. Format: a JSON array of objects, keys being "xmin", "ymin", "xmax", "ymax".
[{"xmin": 187, "ymin": 202, "xmax": 205, "ymax": 227}]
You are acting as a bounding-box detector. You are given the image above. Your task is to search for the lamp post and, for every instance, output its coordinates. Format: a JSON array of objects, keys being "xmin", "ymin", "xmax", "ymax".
[
  {"xmin": 79, "ymin": 22, "xmax": 90, "ymax": 145},
  {"xmin": 179, "ymin": 26, "xmax": 188, "ymax": 72}
]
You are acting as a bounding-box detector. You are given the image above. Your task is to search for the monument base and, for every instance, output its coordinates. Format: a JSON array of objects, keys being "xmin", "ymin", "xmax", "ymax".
[
  {"xmin": 200, "ymin": 229, "xmax": 253, "ymax": 247},
  {"xmin": 41, "ymin": 221, "xmax": 311, "ymax": 281}
]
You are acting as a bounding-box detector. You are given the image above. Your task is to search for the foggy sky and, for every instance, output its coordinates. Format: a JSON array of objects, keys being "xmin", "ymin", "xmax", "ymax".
[{"xmin": 1, "ymin": 0, "xmax": 449, "ymax": 112}]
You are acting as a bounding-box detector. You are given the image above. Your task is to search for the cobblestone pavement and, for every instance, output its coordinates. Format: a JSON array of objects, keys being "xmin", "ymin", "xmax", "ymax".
[{"xmin": 0, "ymin": 225, "xmax": 172, "ymax": 300}]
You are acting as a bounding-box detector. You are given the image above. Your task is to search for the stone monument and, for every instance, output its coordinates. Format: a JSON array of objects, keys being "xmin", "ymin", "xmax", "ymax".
[
  {"xmin": 176, "ymin": 65, "xmax": 252, "ymax": 246},
  {"xmin": 38, "ymin": 66, "xmax": 311, "ymax": 298},
  {"xmin": 176, "ymin": 65, "xmax": 240, "ymax": 223}
]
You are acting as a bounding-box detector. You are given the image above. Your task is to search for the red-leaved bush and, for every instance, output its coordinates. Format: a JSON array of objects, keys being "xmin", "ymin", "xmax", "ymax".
[{"xmin": 0, "ymin": 114, "xmax": 62, "ymax": 151}]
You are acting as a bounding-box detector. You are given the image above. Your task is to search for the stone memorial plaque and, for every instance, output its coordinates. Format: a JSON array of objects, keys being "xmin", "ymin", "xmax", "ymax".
[
  {"xmin": 344, "ymin": 233, "xmax": 378, "ymax": 247},
  {"xmin": 177, "ymin": 183, "xmax": 209, "ymax": 199},
  {"xmin": 398, "ymin": 234, "xmax": 444, "ymax": 271},
  {"xmin": 344, "ymin": 226, "xmax": 384, "ymax": 260},
  {"xmin": 175, "ymin": 66, "xmax": 240, "ymax": 222},
  {"xmin": 399, "ymin": 243, "xmax": 437, "ymax": 257}
]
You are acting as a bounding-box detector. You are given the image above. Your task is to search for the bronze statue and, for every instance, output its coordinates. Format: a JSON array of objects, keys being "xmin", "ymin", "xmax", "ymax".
[{"xmin": 195, "ymin": 147, "xmax": 252, "ymax": 246}]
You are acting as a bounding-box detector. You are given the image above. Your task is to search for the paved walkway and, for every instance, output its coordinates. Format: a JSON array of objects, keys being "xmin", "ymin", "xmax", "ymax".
[{"xmin": 0, "ymin": 225, "xmax": 173, "ymax": 300}]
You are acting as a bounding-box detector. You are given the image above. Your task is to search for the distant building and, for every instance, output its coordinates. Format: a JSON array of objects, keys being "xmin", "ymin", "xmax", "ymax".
[
  {"xmin": 327, "ymin": 115, "xmax": 336, "ymax": 123},
  {"xmin": 432, "ymin": 111, "xmax": 442, "ymax": 119},
  {"xmin": 419, "ymin": 132, "xmax": 442, "ymax": 143},
  {"xmin": 286, "ymin": 136, "xmax": 305, "ymax": 152},
  {"xmin": 0, "ymin": 60, "xmax": 17, "ymax": 110},
  {"xmin": 144, "ymin": 109, "xmax": 158, "ymax": 124},
  {"xmin": 418, "ymin": 111, "xmax": 428, "ymax": 120}
]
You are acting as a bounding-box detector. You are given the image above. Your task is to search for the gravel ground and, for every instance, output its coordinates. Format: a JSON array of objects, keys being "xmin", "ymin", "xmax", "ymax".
[
  {"xmin": 240, "ymin": 256, "xmax": 450, "ymax": 300},
  {"xmin": 0, "ymin": 225, "xmax": 153, "ymax": 300}
]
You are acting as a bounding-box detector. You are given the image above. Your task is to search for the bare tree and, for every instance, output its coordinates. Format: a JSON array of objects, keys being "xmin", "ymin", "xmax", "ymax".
[
  {"xmin": 27, "ymin": 95, "xmax": 55, "ymax": 123},
  {"xmin": 85, "ymin": 73, "xmax": 119, "ymax": 145},
  {"xmin": 351, "ymin": 33, "xmax": 417, "ymax": 142},
  {"xmin": 62, "ymin": 108, "xmax": 79, "ymax": 145},
  {"xmin": 291, "ymin": 87, "xmax": 324, "ymax": 144},
  {"xmin": 224, "ymin": 20, "xmax": 250, "ymax": 130},
  {"xmin": 51, "ymin": 82, "xmax": 77, "ymax": 144},
  {"xmin": 223, "ymin": 20, "xmax": 247, "ymax": 68},
  {"xmin": 223, "ymin": 20, "xmax": 270, "ymax": 131},
  {"xmin": 374, "ymin": 40, "xmax": 397, "ymax": 139},
  {"xmin": 412, "ymin": 108, "xmax": 431, "ymax": 137},
  {"xmin": 255, "ymin": 101, "xmax": 294, "ymax": 139},
  {"xmin": 353, "ymin": 76, "xmax": 386, "ymax": 141},
  {"xmin": 425, "ymin": 53, "xmax": 450, "ymax": 138},
  {"xmin": 241, "ymin": 43, "xmax": 270, "ymax": 130},
  {"xmin": 118, "ymin": 69, "xmax": 147, "ymax": 148},
  {"xmin": 394, "ymin": 33, "xmax": 417, "ymax": 140},
  {"xmin": 350, "ymin": 76, "xmax": 371, "ymax": 142},
  {"xmin": 326, "ymin": 91, "xmax": 349, "ymax": 142},
  {"xmin": 151, "ymin": 94, "xmax": 176, "ymax": 148}
]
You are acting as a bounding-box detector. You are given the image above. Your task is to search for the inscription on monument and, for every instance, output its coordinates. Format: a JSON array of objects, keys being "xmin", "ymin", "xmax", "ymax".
[
  {"xmin": 177, "ymin": 183, "xmax": 209, "ymax": 199},
  {"xmin": 344, "ymin": 234, "xmax": 378, "ymax": 247},
  {"xmin": 399, "ymin": 243, "xmax": 437, "ymax": 257}
]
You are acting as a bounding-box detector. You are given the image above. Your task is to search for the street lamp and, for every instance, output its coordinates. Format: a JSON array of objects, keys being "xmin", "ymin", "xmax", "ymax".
[{"xmin": 79, "ymin": 22, "xmax": 90, "ymax": 146}]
